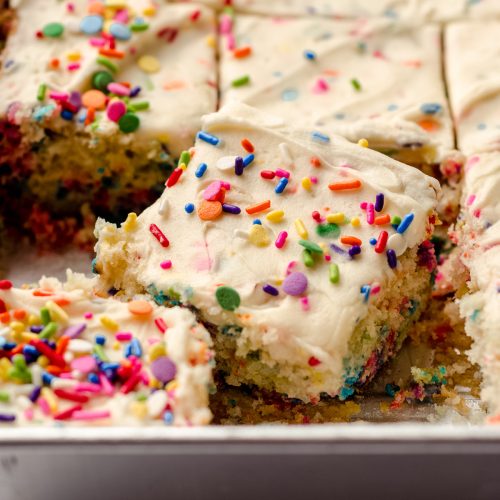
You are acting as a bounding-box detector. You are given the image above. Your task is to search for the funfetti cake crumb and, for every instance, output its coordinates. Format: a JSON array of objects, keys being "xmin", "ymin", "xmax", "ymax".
[{"xmin": 94, "ymin": 103, "xmax": 440, "ymax": 402}]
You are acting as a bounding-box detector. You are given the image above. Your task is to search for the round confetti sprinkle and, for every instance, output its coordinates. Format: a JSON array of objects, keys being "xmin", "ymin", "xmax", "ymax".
[
  {"xmin": 282, "ymin": 272, "xmax": 308, "ymax": 296},
  {"xmin": 248, "ymin": 224, "xmax": 270, "ymax": 246},
  {"xmin": 420, "ymin": 103, "xmax": 442, "ymax": 115},
  {"xmin": 109, "ymin": 22, "xmax": 132, "ymax": 41},
  {"xmin": 92, "ymin": 71, "xmax": 114, "ymax": 92},
  {"xmin": 138, "ymin": 55, "xmax": 161, "ymax": 73},
  {"xmin": 106, "ymin": 100, "xmax": 127, "ymax": 122},
  {"xmin": 128, "ymin": 300, "xmax": 153, "ymax": 316},
  {"xmin": 80, "ymin": 15, "xmax": 104, "ymax": 35},
  {"xmin": 281, "ymin": 89, "xmax": 299, "ymax": 101},
  {"xmin": 118, "ymin": 112, "xmax": 140, "ymax": 133},
  {"xmin": 198, "ymin": 200, "xmax": 223, "ymax": 221},
  {"xmin": 42, "ymin": 22, "xmax": 64, "ymax": 38},
  {"xmin": 70, "ymin": 355, "xmax": 97, "ymax": 373},
  {"xmin": 82, "ymin": 89, "xmax": 106, "ymax": 110},
  {"xmin": 215, "ymin": 286, "xmax": 241, "ymax": 311},
  {"xmin": 151, "ymin": 356, "xmax": 177, "ymax": 383},
  {"xmin": 185, "ymin": 203, "xmax": 195, "ymax": 214}
]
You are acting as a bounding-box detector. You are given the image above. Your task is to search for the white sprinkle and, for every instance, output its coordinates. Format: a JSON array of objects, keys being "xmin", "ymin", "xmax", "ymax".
[
  {"xmin": 216, "ymin": 156, "xmax": 238, "ymax": 171},
  {"xmin": 233, "ymin": 229, "xmax": 249, "ymax": 239},
  {"xmin": 52, "ymin": 378, "xmax": 79, "ymax": 389},
  {"xmin": 147, "ymin": 390, "xmax": 169, "ymax": 418},
  {"xmin": 387, "ymin": 233, "xmax": 407, "ymax": 256},
  {"xmin": 68, "ymin": 339, "xmax": 93, "ymax": 354},
  {"xmin": 158, "ymin": 196, "xmax": 169, "ymax": 216},
  {"xmin": 31, "ymin": 364, "xmax": 43, "ymax": 387}
]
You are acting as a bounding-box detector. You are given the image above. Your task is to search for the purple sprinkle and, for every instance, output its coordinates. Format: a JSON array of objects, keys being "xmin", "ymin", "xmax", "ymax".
[
  {"xmin": 387, "ymin": 249, "xmax": 397, "ymax": 269},
  {"xmin": 222, "ymin": 203, "xmax": 241, "ymax": 215},
  {"xmin": 69, "ymin": 91, "xmax": 82, "ymax": 111},
  {"xmin": 30, "ymin": 325, "xmax": 44, "ymax": 334},
  {"xmin": 0, "ymin": 413, "xmax": 16, "ymax": 422},
  {"xmin": 62, "ymin": 323, "xmax": 87, "ymax": 339},
  {"xmin": 375, "ymin": 193, "xmax": 384, "ymax": 212},
  {"xmin": 349, "ymin": 245, "xmax": 361, "ymax": 258},
  {"xmin": 330, "ymin": 243, "xmax": 347, "ymax": 256},
  {"xmin": 28, "ymin": 386, "xmax": 42, "ymax": 403},
  {"xmin": 263, "ymin": 284, "xmax": 279, "ymax": 296},
  {"xmin": 282, "ymin": 272, "xmax": 308, "ymax": 296},
  {"xmin": 151, "ymin": 356, "xmax": 177, "ymax": 384},
  {"xmin": 129, "ymin": 86, "xmax": 141, "ymax": 98},
  {"xmin": 234, "ymin": 156, "xmax": 244, "ymax": 176}
]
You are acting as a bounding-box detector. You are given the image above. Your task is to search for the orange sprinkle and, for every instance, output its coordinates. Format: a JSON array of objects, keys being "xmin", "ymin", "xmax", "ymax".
[
  {"xmin": 374, "ymin": 214, "xmax": 391, "ymax": 225},
  {"xmin": 233, "ymin": 46, "xmax": 252, "ymax": 59},
  {"xmin": 340, "ymin": 236, "xmax": 362, "ymax": 246},
  {"xmin": 310, "ymin": 156, "xmax": 321, "ymax": 168},
  {"xmin": 197, "ymin": 200, "xmax": 223, "ymax": 221},
  {"xmin": 46, "ymin": 365, "xmax": 66, "ymax": 376},
  {"xmin": 0, "ymin": 312, "xmax": 11, "ymax": 324},
  {"xmin": 54, "ymin": 298, "xmax": 71, "ymax": 307},
  {"xmin": 85, "ymin": 107, "xmax": 96, "ymax": 125},
  {"xmin": 82, "ymin": 90, "xmax": 106, "ymax": 110},
  {"xmin": 88, "ymin": 1, "xmax": 105, "ymax": 14},
  {"xmin": 10, "ymin": 344, "xmax": 25, "ymax": 356},
  {"xmin": 56, "ymin": 335, "xmax": 70, "ymax": 356},
  {"xmin": 98, "ymin": 48, "xmax": 125, "ymax": 59},
  {"xmin": 329, "ymin": 179, "xmax": 362, "ymax": 191},
  {"xmin": 163, "ymin": 80, "xmax": 187, "ymax": 90},
  {"xmin": 245, "ymin": 200, "xmax": 271, "ymax": 215},
  {"xmin": 33, "ymin": 290, "xmax": 54, "ymax": 297},
  {"xmin": 128, "ymin": 300, "xmax": 154, "ymax": 316},
  {"xmin": 418, "ymin": 119, "xmax": 440, "ymax": 132},
  {"xmin": 241, "ymin": 138, "xmax": 254, "ymax": 153},
  {"xmin": 49, "ymin": 58, "xmax": 60, "ymax": 69},
  {"xmin": 12, "ymin": 309, "xmax": 26, "ymax": 320}
]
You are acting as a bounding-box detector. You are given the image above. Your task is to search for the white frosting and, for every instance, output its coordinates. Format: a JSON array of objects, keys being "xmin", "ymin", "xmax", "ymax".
[
  {"xmin": 0, "ymin": 271, "xmax": 213, "ymax": 426},
  {"xmin": 95, "ymin": 103, "xmax": 439, "ymax": 400},
  {"xmin": 219, "ymin": 15, "xmax": 453, "ymax": 163},
  {"xmin": 445, "ymin": 21, "xmax": 500, "ymax": 155},
  {"xmin": 0, "ymin": 0, "xmax": 217, "ymax": 156}
]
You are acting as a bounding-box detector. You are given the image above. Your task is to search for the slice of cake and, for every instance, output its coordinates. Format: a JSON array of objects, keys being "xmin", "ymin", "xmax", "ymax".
[
  {"xmin": 219, "ymin": 15, "xmax": 454, "ymax": 168},
  {"xmin": 0, "ymin": 1, "xmax": 216, "ymax": 249},
  {"xmin": 0, "ymin": 272, "xmax": 214, "ymax": 426},
  {"xmin": 94, "ymin": 103, "xmax": 440, "ymax": 402}
]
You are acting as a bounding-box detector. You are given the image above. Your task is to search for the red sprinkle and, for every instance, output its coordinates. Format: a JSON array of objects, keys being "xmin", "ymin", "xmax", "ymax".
[
  {"xmin": 54, "ymin": 389, "xmax": 89, "ymax": 404},
  {"xmin": 375, "ymin": 230, "xmax": 389, "ymax": 254},
  {"xmin": 241, "ymin": 138, "xmax": 255, "ymax": 153},
  {"xmin": 150, "ymin": 224, "xmax": 170, "ymax": 248},
  {"xmin": 260, "ymin": 170, "xmax": 275, "ymax": 180},
  {"xmin": 120, "ymin": 372, "xmax": 142, "ymax": 394},
  {"xmin": 312, "ymin": 211, "xmax": 321, "ymax": 222},
  {"xmin": 30, "ymin": 339, "xmax": 66, "ymax": 368},
  {"xmin": 190, "ymin": 9, "xmax": 201, "ymax": 21},
  {"xmin": 155, "ymin": 317, "xmax": 167, "ymax": 334},
  {"xmin": 53, "ymin": 404, "xmax": 83, "ymax": 421},
  {"xmin": 0, "ymin": 280, "xmax": 13, "ymax": 290},
  {"xmin": 308, "ymin": 356, "xmax": 321, "ymax": 367},
  {"xmin": 166, "ymin": 167, "xmax": 183, "ymax": 188}
]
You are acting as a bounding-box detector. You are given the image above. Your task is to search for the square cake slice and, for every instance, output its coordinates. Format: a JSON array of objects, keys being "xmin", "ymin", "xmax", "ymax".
[
  {"xmin": 0, "ymin": 1, "xmax": 216, "ymax": 249},
  {"xmin": 0, "ymin": 272, "xmax": 214, "ymax": 426},
  {"xmin": 219, "ymin": 15, "xmax": 454, "ymax": 168},
  {"xmin": 445, "ymin": 21, "xmax": 500, "ymax": 155},
  {"xmin": 94, "ymin": 103, "xmax": 440, "ymax": 402}
]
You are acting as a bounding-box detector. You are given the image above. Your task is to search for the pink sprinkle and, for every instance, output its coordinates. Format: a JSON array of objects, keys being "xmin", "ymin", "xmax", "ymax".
[
  {"xmin": 313, "ymin": 78, "xmax": 329, "ymax": 94},
  {"xmin": 275, "ymin": 169, "xmax": 290, "ymax": 179},
  {"xmin": 275, "ymin": 231, "xmax": 288, "ymax": 249},
  {"xmin": 59, "ymin": 372, "xmax": 74, "ymax": 379},
  {"xmin": 84, "ymin": 312, "xmax": 93, "ymax": 319},
  {"xmin": 366, "ymin": 203, "xmax": 375, "ymax": 225},
  {"xmin": 90, "ymin": 37, "xmax": 107, "ymax": 47},
  {"xmin": 310, "ymin": 176, "xmax": 318, "ymax": 184},
  {"xmin": 219, "ymin": 14, "xmax": 232, "ymax": 34},
  {"xmin": 24, "ymin": 408, "xmax": 34, "ymax": 421},
  {"xmin": 38, "ymin": 397, "xmax": 51, "ymax": 416},
  {"xmin": 226, "ymin": 33, "xmax": 236, "ymax": 51},
  {"xmin": 360, "ymin": 201, "xmax": 368, "ymax": 210},
  {"xmin": 99, "ymin": 374, "xmax": 114, "ymax": 396},
  {"xmin": 148, "ymin": 337, "xmax": 161, "ymax": 346},
  {"xmin": 140, "ymin": 371, "xmax": 150, "ymax": 385},
  {"xmin": 203, "ymin": 180, "xmax": 223, "ymax": 201},
  {"xmin": 71, "ymin": 355, "xmax": 97, "ymax": 374},
  {"xmin": 371, "ymin": 283, "xmax": 381, "ymax": 295},
  {"xmin": 106, "ymin": 100, "xmax": 127, "ymax": 122},
  {"xmin": 221, "ymin": 181, "xmax": 231, "ymax": 190},
  {"xmin": 466, "ymin": 194, "xmax": 476, "ymax": 206},
  {"xmin": 473, "ymin": 209, "xmax": 481, "ymax": 218},
  {"xmin": 108, "ymin": 82, "xmax": 130, "ymax": 96},
  {"xmin": 160, "ymin": 260, "xmax": 172, "ymax": 270},
  {"xmin": 465, "ymin": 155, "xmax": 480, "ymax": 171},
  {"xmin": 71, "ymin": 410, "xmax": 111, "ymax": 421},
  {"xmin": 286, "ymin": 261, "xmax": 298, "ymax": 275},
  {"xmin": 155, "ymin": 318, "xmax": 167, "ymax": 334},
  {"xmin": 115, "ymin": 332, "xmax": 133, "ymax": 341},
  {"xmin": 74, "ymin": 382, "xmax": 101, "ymax": 393},
  {"xmin": 67, "ymin": 3, "xmax": 75, "ymax": 13},
  {"xmin": 114, "ymin": 9, "xmax": 129, "ymax": 23},
  {"xmin": 300, "ymin": 297, "xmax": 310, "ymax": 311},
  {"xmin": 373, "ymin": 50, "xmax": 385, "ymax": 59},
  {"xmin": 324, "ymin": 254, "xmax": 331, "ymax": 262},
  {"xmin": 49, "ymin": 91, "xmax": 69, "ymax": 101},
  {"xmin": 67, "ymin": 63, "xmax": 80, "ymax": 71}
]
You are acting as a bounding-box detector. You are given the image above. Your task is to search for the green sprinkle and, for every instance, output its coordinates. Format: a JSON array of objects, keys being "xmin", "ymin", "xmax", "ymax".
[
  {"xmin": 92, "ymin": 71, "xmax": 114, "ymax": 92},
  {"xmin": 232, "ymin": 75, "xmax": 250, "ymax": 87},
  {"xmin": 118, "ymin": 112, "xmax": 140, "ymax": 133},
  {"xmin": 40, "ymin": 322, "xmax": 57, "ymax": 339},
  {"xmin": 42, "ymin": 22, "xmax": 64, "ymax": 38},
  {"xmin": 329, "ymin": 263, "xmax": 340, "ymax": 284},
  {"xmin": 0, "ymin": 391, "xmax": 10, "ymax": 403},
  {"xmin": 179, "ymin": 150, "xmax": 191, "ymax": 167},
  {"xmin": 97, "ymin": 56, "xmax": 118, "ymax": 73},
  {"xmin": 128, "ymin": 101, "xmax": 150, "ymax": 112},
  {"xmin": 316, "ymin": 223, "xmax": 340, "ymax": 239},
  {"xmin": 302, "ymin": 249, "xmax": 315, "ymax": 268},
  {"xmin": 299, "ymin": 239, "xmax": 323, "ymax": 254},
  {"xmin": 12, "ymin": 354, "xmax": 27, "ymax": 371},
  {"xmin": 40, "ymin": 307, "xmax": 51, "ymax": 326},
  {"xmin": 391, "ymin": 215, "xmax": 402, "ymax": 226},
  {"xmin": 136, "ymin": 393, "xmax": 148, "ymax": 402},
  {"xmin": 93, "ymin": 344, "xmax": 109, "ymax": 362},
  {"xmin": 215, "ymin": 286, "xmax": 240, "ymax": 311},
  {"xmin": 8, "ymin": 368, "xmax": 31, "ymax": 384},
  {"xmin": 37, "ymin": 83, "xmax": 47, "ymax": 102},
  {"xmin": 351, "ymin": 78, "xmax": 362, "ymax": 92},
  {"xmin": 130, "ymin": 22, "xmax": 149, "ymax": 32}
]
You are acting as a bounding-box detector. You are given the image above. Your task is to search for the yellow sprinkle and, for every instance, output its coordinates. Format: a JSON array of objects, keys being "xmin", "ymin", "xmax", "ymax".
[
  {"xmin": 248, "ymin": 225, "xmax": 271, "ymax": 247},
  {"xmin": 21, "ymin": 332, "xmax": 39, "ymax": 343},
  {"xmin": 149, "ymin": 378, "xmax": 162, "ymax": 389},
  {"xmin": 358, "ymin": 138, "xmax": 369, "ymax": 148},
  {"xmin": 41, "ymin": 387, "xmax": 58, "ymax": 413},
  {"xmin": 178, "ymin": 162, "xmax": 188, "ymax": 171},
  {"xmin": 131, "ymin": 401, "xmax": 148, "ymax": 419},
  {"xmin": 149, "ymin": 343, "xmax": 167, "ymax": 362},
  {"xmin": 100, "ymin": 316, "xmax": 119, "ymax": 331},
  {"xmin": 103, "ymin": 8, "xmax": 115, "ymax": 20},
  {"xmin": 326, "ymin": 213, "xmax": 345, "ymax": 224},
  {"xmin": 294, "ymin": 219, "xmax": 308, "ymax": 239},
  {"xmin": 0, "ymin": 358, "xmax": 12, "ymax": 380},
  {"xmin": 113, "ymin": 341, "xmax": 121, "ymax": 350},
  {"xmin": 301, "ymin": 177, "xmax": 312, "ymax": 191},
  {"xmin": 123, "ymin": 212, "xmax": 138, "ymax": 232},
  {"xmin": 266, "ymin": 210, "xmax": 285, "ymax": 223},
  {"xmin": 143, "ymin": 6, "xmax": 156, "ymax": 16},
  {"xmin": 27, "ymin": 314, "xmax": 38, "ymax": 326},
  {"xmin": 206, "ymin": 34, "xmax": 216, "ymax": 48},
  {"xmin": 46, "ymin": 301, "xmax": 69, "ymax": 324},
  {"xmin": 157, "ymin": 133, "xmax": 170, "ymax": 143},
  {"xmin": 66, "ymin": 51, "xmax": 81, "ymax": 62},
  {"xmin": 37, "ymin": 356, "xmax": 49, "ymax": 368},
  {"xmin": 166, "ymin": 380, "xmax": 178, "ymax": 392},
  {"xmin": 138, "ymin": 55, "xmax": 161, "ymax": 74},
  {"xmin": 351, "ymin": 217, "xmax": 361, "ymax": 227},
  {"xmin": 9, "ymin": 321, "xmax": 24, "ymax": 334}
]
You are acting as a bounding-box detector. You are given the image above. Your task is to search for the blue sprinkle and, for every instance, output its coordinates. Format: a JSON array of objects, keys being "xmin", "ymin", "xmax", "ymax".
[
  {"xmin": 184, "ymin": 203, "xmax": 195, "ymax": 214},
  {"xmin": 243, "ymin": 153, "xmax": 255, "ymax": 167},
  {"xmin": 91, "ymin": 257, "xmax": 98, "ymax": 274},
  {"xmin": 33, "ymin": 104, "xmax": 56, "ymax": 122},
  {"xmin": 197, "ymin": 131, "xmax": 220, "ymax": 146},
  {"xmin": 109, "ymin": 22, "xmax": 131, "ymax": 41},
  {"xmin": 360, "ymin": 285, "xmax": 371, "ymax": 302},
  {"xmin": 253, "ymin": 219, "xmax": 262, "ymax": 225},
  {"xmin": 334, "ymin": 113, "xmax": 345, "ymax": 120},
  {"xmin": 42, "ymin": 372, "xmax": 55, "ymax": 386},
  {"xmin": 130, "ymin": 338, "xmax": 142, "ymax": 358},
  {"xmin": 397, "ymin": 213, "xmax": 414, "ymax": 234},
  {"xmin": 387, "ymin": 104, "xmax": 398, "ymax": 111},
  {"xmin": 263, "ymin": 284, "xmax": 279, "ymax": 296},
  {"xmin": 275, "ymin": 177, "xmax": 289, "ymax": 194},
  {"xmin": 95, "ymin": 335, "xmax": 106, "ymax": 346},
  {"xmin": 163, "ymin": 411, "xmax": 174, "ymax": 425},
  {"xmin": 369, "ymin": 238, "xmax": 377, "ymax": 246},
  {"xmin": 470, "ymin": 309, "xmax": 480, "ymax": 321},
  {"xmin": 330, "ymin": 243, "xmax": 347, "ymax": 256},
  {"xmin": 88, "ymin": 373, "xmax": 99, "ymax": 384},
  {"xmin": 311, "ymin": 131, "xmax": 330, "ymax": 144},
  {"xmin": 281, "ymin": 88, "xmax": 298, "ymax": 101},
  {"xmin": 195, "ymin": 163, "xmax": 207, "ymax": 178},
  {"xmin": 478, "ymin": 123, "xmax": 487, "ymax": 130},
  {"xmin": 304, "ymin": 50, "xmax": 316, "ymax": 60},
  {"xmin": 420, "ymin": 103, "xmax": 442, "ymax": 115},
  {"xmin": 60, "ymin": 109, "xmax": 74, "ymax": 121},
  {"xmin": 23, "ymin": 345, "xmax": 39, "ymax": 358},
  {"xmin": 385, "ymin": 383, "xmax": 400, "ymax": 397},
  {"xmin": 387, "ymin": 249, "xmax": 397, "ymax": 269},
  {"xmin": 100, "ymin": 362, "xmax": 120, "ymax": 371},
  {"xmin": 339, "ymin": 386, "xmax": 355, "ymax": 400},
  {"xmin": 80, "ymin": 15, "xmax": 104, "ymax": 35}
]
